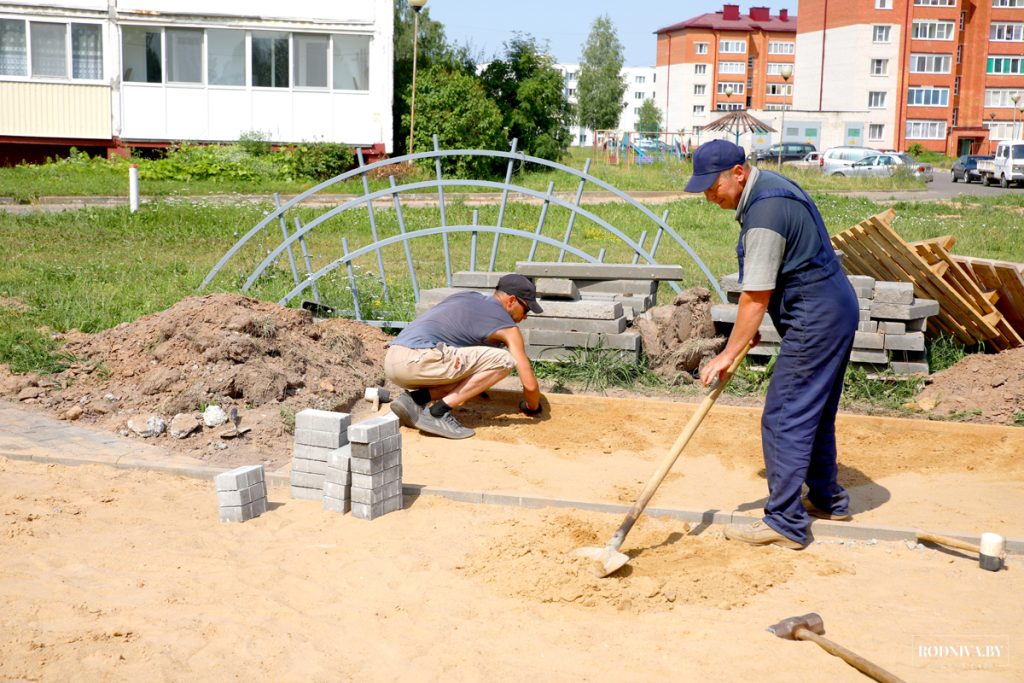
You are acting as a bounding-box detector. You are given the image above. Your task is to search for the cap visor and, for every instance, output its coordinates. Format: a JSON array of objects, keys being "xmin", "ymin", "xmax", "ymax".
[
  {"xmin": 527, "ymin": 300, "xmax": 543, "ymax": 314},
  {"xmin": 684, "ymin": 172, "xmax": 718, "ymax": 194}
]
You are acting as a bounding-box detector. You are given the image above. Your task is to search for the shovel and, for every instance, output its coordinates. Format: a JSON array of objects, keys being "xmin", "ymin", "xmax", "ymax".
[{"xmin": 575, "ymin": 345, "xmax": 750, "ymax": 577}]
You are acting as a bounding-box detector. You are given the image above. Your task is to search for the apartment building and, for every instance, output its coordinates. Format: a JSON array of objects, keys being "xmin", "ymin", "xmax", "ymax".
[
  {"xmin": 0, "ymin": 1, "xmax": 393, "ymax": 164},
  {"xmin": 655, "ymin": 4, "xmax": 797, "ymax": 139},
  {"xmin": 559, "ymin": 63, "xmax": 658, "ymax": 146},
  {"xmin": 797, "ymin": 0, "xmax": 1024, "ymax": 155}
]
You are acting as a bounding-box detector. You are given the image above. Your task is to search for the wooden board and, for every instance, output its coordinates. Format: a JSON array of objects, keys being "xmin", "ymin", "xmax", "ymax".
[{"xmin": 952, "ymin": 255, "xmax": 1024, "ymax": 339}]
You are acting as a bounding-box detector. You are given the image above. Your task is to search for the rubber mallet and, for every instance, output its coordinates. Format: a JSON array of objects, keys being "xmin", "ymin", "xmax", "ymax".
[{"xmin": 916, "ymin": 531, "xmax": 1006, "ymax": 571}]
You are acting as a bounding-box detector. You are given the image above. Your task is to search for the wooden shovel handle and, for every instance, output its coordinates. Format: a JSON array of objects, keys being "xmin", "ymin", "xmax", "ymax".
[
  {"xmin": 796, "ymin": 628, "xmax": 905, "ymax": 683},
  {"xmin": 917, "ymin": 532, "xmax": 980, "ymax": 554}
]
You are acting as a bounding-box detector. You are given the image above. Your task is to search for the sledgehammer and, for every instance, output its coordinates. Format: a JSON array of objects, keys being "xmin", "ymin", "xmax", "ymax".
[
  {"xmin": 768, "ymin": 613, "xmax": 905, "ymax": 683},
  {"xmin": 916, "ymin": 531, "xmax": 1006, "ymax": 571}
]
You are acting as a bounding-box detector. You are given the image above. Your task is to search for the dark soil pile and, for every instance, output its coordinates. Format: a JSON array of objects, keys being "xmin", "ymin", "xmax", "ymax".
[
  {"xmin": 635, "ymin": 287, "xmax": 724, "ymax": 383},
  {"xmin": 0, "ymin": 294, "xmax": 391, "ymax": 468},
  {"xmin": 914, "ymin": 346, "xmax": 1024, "ymax": 425}
]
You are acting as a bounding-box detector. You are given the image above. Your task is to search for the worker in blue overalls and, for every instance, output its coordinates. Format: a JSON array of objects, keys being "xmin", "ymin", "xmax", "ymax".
[{"xmin": 687, "ymin": 140, "xmax": 859, "ymax": 549}]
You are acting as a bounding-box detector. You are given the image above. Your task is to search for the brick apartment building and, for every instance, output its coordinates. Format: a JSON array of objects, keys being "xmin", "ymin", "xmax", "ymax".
[
  {"xmin": 655, "ymin": 4, "xmax": 797, "ymax": 142},
  {"xmin": 797, "ymin": 0, "xmax": 1024, "ymax": 155}
]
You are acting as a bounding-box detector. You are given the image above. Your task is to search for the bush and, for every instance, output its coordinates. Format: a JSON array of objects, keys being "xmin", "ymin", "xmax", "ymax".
[
  {"xmin": 906, "ymin": 143, "xmax": 926, "ymax": 157},
  {"xmin": 285, "ymin": 142, "xmax": 355, "ymax": 182},
  {"xmin": 238, "ymin": 130, "xmax": 273, "ymax": 156}
]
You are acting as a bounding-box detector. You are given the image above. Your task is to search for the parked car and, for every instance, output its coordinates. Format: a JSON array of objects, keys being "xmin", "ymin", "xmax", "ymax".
[
  {"xmin": 819, "ymin": 146, "xmax": 877, "ymax": 175},
  {"xmin": 749, "ymin": 142, "xmax": 817, "ymax": 164},
  {"xmin": 976, "ymin": 141, "xmax": 1024, "ymax": 187},
  {"xmin": 951, "ymin": 155, "xmax": 994, "ymax": 183},
  {"xmin": 783, "ymin": 151, "xmax": 822, "ymax": 171},
  {"xmin": 838, "ymin": 153, "xmax": 934, "ymax": 182}
]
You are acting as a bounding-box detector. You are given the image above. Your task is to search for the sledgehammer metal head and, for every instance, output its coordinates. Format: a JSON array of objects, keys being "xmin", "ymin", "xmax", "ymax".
[{"xmin": 768, "ymin": 612, "xmax": 825, "ymax": 640}]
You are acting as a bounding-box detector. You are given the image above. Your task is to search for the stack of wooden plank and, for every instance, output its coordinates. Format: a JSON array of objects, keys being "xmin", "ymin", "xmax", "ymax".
[{"xmin": 831, "ymin": 209, "xmax": 1023, "ymax": 351}]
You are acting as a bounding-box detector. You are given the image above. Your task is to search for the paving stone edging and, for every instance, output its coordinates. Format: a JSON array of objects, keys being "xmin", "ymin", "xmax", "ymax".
[{"xmin": 4, "ymin": 448, "xmax": 1019, "ymax": 555}]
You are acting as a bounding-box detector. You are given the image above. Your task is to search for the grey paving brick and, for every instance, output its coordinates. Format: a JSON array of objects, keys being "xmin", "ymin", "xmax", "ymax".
[
  {"xmin": 747, "ymin": 342, "xmax": 780, "ymax": 357},
  {"xmin": 879, "ymin": 321, "xmax": 906, "ymax": 334},
  {"xmin": 870, "ymin": 298, "xmax": 939, "ymax": 320},
  {"xmin": 290, "ymin": 485, "xmax": 324, "ymax": 501},
  {"xmin": 906, "ymin": 317, "xmax": 929, "ymax": 332},
  {"xmin": 323, "ymin": 481, "xmax": 350, "ymax": 500},
  {"xmin": 214, "ymin": 465, "xmax": 264, "ymax": 491},
  {"xmin": 575, "ymin": 279, "xmax": 659, "ymax": 296},
  {"xmin": 858, "ymin": 321, "xmax": 879, "ymax": 333},
  {"xmin": 451, "ymin": 271, "xmax": 504, "ymax": 288},
  {"xmin": 291, "ymin": 457, "xmax": 329, "ymax": 475},
  {"xmin": 884, "ymin": 331, "xmax": 925, "ymax": 351},
  {"xmin": 322, "ymin": 496, "xmax": 351, "ymax": 514},
  {"xmin": 520, "ymin": 315, "xmax": 627, "ymax": 334},
  {"xmin": 854, "ymin": 331, "xmax": 885, "ymax": 350},
  {"xmin": 219, "ymin": 503, "xmax": 256, "ymax": 523},
  {"xmin": 292, "ymin": 443, "xmax": 332, "ymax": 462},
  {"xmin": 418, "ymin": 287, "xmax": 490, "ymax": 305},
  {"xmin": 850, "ymin": 349, "xmax": 889, "ymax": 363},
  {"xmin": 347, "ymin": 413, "xmax": 401, "ymax": 444},
  {"xmin": 516, "ymin": 262, "xmax": 684, "ymax": 281},
  {"xmin": 294, "ymin": 409, "xmax": 351, "ymax": 434},
  {"xmin": 859, "ymin": 298, "xmax": 872, "ymax": 310},
  {"xmin": 711, "ymin": 304, "xmax": 737, "ymax": 323},
  {"xmin": 873, "ymin": 281, "xmax": 915, "ymax": 305},
  {"xmin": 529, "ymin": 300, "xmax": 623, "ymax": 320},
  {"xmin": 289, "ymin": 471, "xmax": 325, "ymax": 489},
  {"xmin": 535, "ymin": 278, "xmax": 579, "ymax": 299},
  {"xmin": 757, "ymin": 324, "xmax": 781, "ymax": 343},
  {"xmin": 217, "ymin": 486, "xmax": 255, "ymax": 507},
  {"xmin": 350, "ymin": 479, "xmax": 402, "ymax": 505},
  {"xmin": 890, "ymin": 361, "xmax": 930, "ymax": 375},
  {"xmin": 349, "ymin": 451, "xmax": 402, "ymax": 476},
  {"xmin": 719, "ymin": 273, "xmax": 742, "ymax": 293},
  {"xmin": 847, "ymin": 275, "xmax": 875, "ymax": 289},
  {"xmin": 293, "ymin": 427, "xmax": 347, "ymax": 450},
  {"xmin": 251, "ymin": 497, "xmax": 267, "ymax": 516},
  {"xmin": 351, "ymin": 433, "xmax": 402, "ymax": 459},
  {"xmin": 350, "ymin": 494, "xmax": 404, "ymax": 520},
  {"xmin": 859, "ymin": 309, "xmax": 872, "ymax": 321},
  {"xmin": 325, "ymin": 466, "xmax": 352, "ymax": 486},
  {"xmin": 327, "ymin": 444, "xmax": 351, "ymax": 468},
  {"xmin": 351, "ymin": 464, "xmax": 402, "ymax": 489},
  {"xmin": 853, "ymin": 286, "xmax": 874, "ymax": 299},
  {"xmin": 525, "ymin": 329, "xmax": 640, "ymax": 351}
]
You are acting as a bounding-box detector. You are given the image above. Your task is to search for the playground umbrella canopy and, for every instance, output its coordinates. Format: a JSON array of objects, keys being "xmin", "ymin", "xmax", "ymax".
[{"xmin": 700, "ymin": 111, "xmax": 776, "ymax": 147}]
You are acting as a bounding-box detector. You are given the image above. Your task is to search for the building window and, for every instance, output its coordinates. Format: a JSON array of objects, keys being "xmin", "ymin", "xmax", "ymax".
[
  {"xmin": 954, "ymin": 76, "xmax": 960, "ymax": 95},
  {"xmin": 694, "ymin": 63, "xmax": 707, "ymax": 75},
  {"xmin": 693, "ymin": 104, "xmax": 706, "ymax": 115},
  {"xmin": 906, "ymin": 119, "xmax": 947, "ymax": 139},
  {"xmin": 717, "ymin": 82, "xmax": 744, "ymax": 95},
  {"xmin": 30, "ymin": 22, "xmax": 66, "ymax": 78},
  {"xmin": 694, "ymin": 84, "xmax": 706, "ymax": 95},
  {"xmin": 871, "ymin": 58, "xmax": 889, "ymax": 75},
  {"xmin": 635, "ymin": 75, "xmax": 645, "ymax": 83},
  {"xmin": 579, "ymin": 133, "xmax": 587, "ymax": 144},
  {"xmin": 984, "ymin": 121, "xmax": 1014, "ymax": 140},
  {"xmin": 633, "ymin": 107, "xmax": 640, "ymax": 115},
  {"xmin": 985, "ymin": 88, "xmax": 1024, "ymax": 106},
  {"xmin": 869, "ymin": 124, "xmax": 884, "ymax": 140},
  {"xmin": 987, "ymin": 56, "xmax": 1024, "ymax": 74},
  {"xmin": 122, "ymin": 26, "xmax": 162, "ymax": 83},
  {"xmin": 333, "ymin": 34, "xmax": 370, "ymax": 91},
  {"xmin": 912, "ymin": 20, "xmax": 955, "ymax": 40},
  {"xmin": 915, "ymin": 0, "xmax": 956, "ymax": 4},
  {"xmin": 876, "ymin": 0, "xmax": 893, "ymax": 8},
  {"xmin": 567, "ymin": 88, "xmax": 576, "ymax": 97},
  {"xmin": 992, "ymin": 0, "xmax": 1024, "ymax": 6},
  {"xmin": 293, "ymin": 33, "xmax": 328, "ymax": 88},
  {"xmin": 208, "ymin": 28, "xmax": 245, "ymax": 86},
  {"xmin": 719, "ymin": 61, "xmax": 745, "ymax": 74},
  {"xmin": 868, "ymin": 91, "xmax": 887, "ymax": 108},
  {"xmin": 766, "ymin": 62, "xmax": 792, "ymax": 75},
  {"xmin": 907, "ymin": 86, "xmax": 949, "ymax": 106},
  {"xmin": 767, "ymin": 41, "xmax": 794, "ymax": 54},
  {"xmin": 695, "ymin": 42, "xmax": 708, "ymax": 55},
  {"xmin": 766, "ymin": 83, "xmax": 792, "ymax": 96},
  {"xmin": 952, "ymin": 106, "xmax": 958, "ymax": 126},
  {"xmin": 166, "ymin": 28, "xmax": 203, "ymax": 84},
  {"xmin": 957, "ymin": 44, "xmax": 962, "ymax": 64},
  {"xmin": 719, "ymin": 40, "xmax": 746, "ymax": 53},
  {"xmin": 872, "ymin": 25, "xmax": 892, "ymax": 43},
  {"xmin": 252, "ymin": 31, "xmax": 289, "ymax": 88},
  {"xmin": 991, "ymin": 23, "xmax": 1024, "ymax": 41},
  {"xmin": 634, "ymin": 91, "xmax": 644, "ymax": 100},
  {"xmin": 910, "ymin": 53, "xmax": 952, "ymax": 73},
  {"xmin": 71, "ymin": 24, "xmax": 102, "ymax": 80},
  {"xmin": 716, "ymin": 103, "xmax": 744, "ymax": 111},
  {"xmin": 567, "ymin": 71, "xmax": 577, "ymax": 81}
]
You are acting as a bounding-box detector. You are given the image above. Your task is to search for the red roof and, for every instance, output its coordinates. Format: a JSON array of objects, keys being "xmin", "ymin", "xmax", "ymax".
[{"xmin": 655, "ymin": 11, "xmax": 796, "ymax": 35}]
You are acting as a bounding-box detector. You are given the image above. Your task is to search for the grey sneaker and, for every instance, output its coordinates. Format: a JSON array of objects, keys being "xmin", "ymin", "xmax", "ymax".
[
  {"xmin": 724, "ymin": 520, "xmax": 804, "ymax": 550},
  {"xmin": 390, "ymin": 392, "xmax": 422, "ymax": 429},
  {"xmin": 416, "ymin": 408, "xmax": 475, "ymax": 440},
  {"xmin": 802, "ymin": 497, "xmax": 852, "ymax": 522}
]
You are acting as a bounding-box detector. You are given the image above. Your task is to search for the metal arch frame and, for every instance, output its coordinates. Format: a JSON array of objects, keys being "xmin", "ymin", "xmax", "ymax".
[{"xmin": 201, "ymin": 137, "xmax": 727, "ymax": 315}]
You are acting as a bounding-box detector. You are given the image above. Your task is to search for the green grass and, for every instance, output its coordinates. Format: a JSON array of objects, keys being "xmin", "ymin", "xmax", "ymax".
[{"xmin": 532, "ymin": 347, "xmax": 662, "ymax": 391}]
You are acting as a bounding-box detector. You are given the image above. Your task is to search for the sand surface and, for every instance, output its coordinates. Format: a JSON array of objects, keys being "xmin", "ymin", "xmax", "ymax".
[{"xmin": 2, "ymin": 390, "xmax": 1023, "ymax": 681}]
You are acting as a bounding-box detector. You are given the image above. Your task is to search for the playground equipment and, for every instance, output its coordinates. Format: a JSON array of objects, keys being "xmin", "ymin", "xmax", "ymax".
[{"xmin": 593, "ymin": 130, "xmax": 687, "ymax": 166}]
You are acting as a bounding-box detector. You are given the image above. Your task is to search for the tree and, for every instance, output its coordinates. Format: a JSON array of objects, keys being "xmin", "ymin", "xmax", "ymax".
[
  {"xmin": 403, "ymin": 66, "xmax": 506, "ymax": 177},
  {"xmin": 637, "ymin": 100, "xmax": 662, "ymax": 138},
  {"xmin": 576, "ymin": 15, "xmax": 627, "ymax": 136},
  {"xmin": 393, "ymin": 0, "xmax": 476, "ymax": 157},
  {"xmin": 479, "ymin": 35, "xmax": 573, "ymax": 161}
]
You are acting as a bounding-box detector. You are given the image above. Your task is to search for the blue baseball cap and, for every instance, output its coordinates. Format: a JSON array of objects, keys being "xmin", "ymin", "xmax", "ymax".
[{"xmin": 684, "ymin": 140, "xmax": 747, "ymax": 193}]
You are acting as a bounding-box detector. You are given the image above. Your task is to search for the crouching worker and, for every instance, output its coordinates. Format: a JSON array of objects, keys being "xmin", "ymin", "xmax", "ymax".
[{"xmin": 385, "ymin": 274, "xmax": 544, "ymax": 439}]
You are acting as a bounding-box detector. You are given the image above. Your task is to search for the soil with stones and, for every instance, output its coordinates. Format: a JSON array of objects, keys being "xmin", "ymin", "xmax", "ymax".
[{"xmin": 914, "ymin": 346, "xmax": 1024, "ymax": 425}]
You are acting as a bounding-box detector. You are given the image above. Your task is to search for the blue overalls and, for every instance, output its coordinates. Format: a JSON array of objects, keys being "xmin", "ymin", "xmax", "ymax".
[{"xmin": 738, "ymin": 174, "xmax": 858, "ymax": 545}]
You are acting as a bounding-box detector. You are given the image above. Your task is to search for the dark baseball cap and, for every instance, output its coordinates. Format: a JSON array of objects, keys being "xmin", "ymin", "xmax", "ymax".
[
  {"xmin": 497, "ymin": 274, "xmax": 543, "ymax": 314},
  {"xmin": 684, "ymin": 139, "xmax": 747, "ymax": 193}
]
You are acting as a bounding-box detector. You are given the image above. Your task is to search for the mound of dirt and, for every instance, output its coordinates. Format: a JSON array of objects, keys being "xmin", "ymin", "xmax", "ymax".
[
  {"xmin": 914, "ymin": 347, "xmax": 1024, "ymax": 425},
  {"xmin": 635, "ymin": 287, "xmax": 723, "ymax": 383},
  {"xmin": 0, "ymin": 294, "xmax": 391, "ymax": 468}
]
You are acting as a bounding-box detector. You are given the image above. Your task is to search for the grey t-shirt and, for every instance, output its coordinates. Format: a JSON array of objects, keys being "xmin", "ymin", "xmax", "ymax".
[{"xmin": 391, "ymin": 291, "xmax": 515, "ymax": 349}]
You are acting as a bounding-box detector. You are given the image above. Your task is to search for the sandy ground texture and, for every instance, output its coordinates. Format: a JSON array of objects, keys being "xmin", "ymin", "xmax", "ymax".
[{"xmin": 2, "ymin": 387, "xmax": 1023, "ymax": 681}]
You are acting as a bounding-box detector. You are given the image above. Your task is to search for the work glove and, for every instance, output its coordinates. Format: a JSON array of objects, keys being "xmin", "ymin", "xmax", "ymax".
[{"xmin": 519, "ymin": 400, "xmax": 543, "ymax": 417}]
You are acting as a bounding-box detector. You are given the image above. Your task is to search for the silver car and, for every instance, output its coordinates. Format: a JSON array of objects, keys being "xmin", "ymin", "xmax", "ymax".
[{"xmin": 836, "ymin": 153, "xmax": 934, "ymax": 182}]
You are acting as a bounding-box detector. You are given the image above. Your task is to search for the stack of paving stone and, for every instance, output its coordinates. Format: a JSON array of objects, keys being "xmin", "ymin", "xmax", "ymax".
[
  {"xmin": 322, "ymin": 444, "xmax": 352, "ymax": 514},
  {"xmin": 215, "ymin": 464, "xmax": 268, "ymax": 523},
  {"xmin": 414, "ymin": 263, "xmax": 684, "ymax": 362},
  {"xmin": 346, "ymin": 413, "xmax": 403, "ymax": 520},
  {"xmin": 713, "ymin": 273, "xmax": 938, "ymax": 375},
  {"xmin": 291, "ymin": 409, "xmax": 350, "ymax": 501}
]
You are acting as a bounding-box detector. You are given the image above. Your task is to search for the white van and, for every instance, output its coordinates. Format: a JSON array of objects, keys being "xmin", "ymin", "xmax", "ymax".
[
  {"xmin": 977, "ymin": 141, "xmax": 1024, "ymax": 188},
  {"xmin": 820, "ymin": 146, "xmax": 876, "ymax": 176}
]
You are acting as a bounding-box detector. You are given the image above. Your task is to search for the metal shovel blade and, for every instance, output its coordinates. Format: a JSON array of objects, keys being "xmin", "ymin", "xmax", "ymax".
[{"xmin": 574, "ymin": 546, "xmax": 631, "ymax": 578}]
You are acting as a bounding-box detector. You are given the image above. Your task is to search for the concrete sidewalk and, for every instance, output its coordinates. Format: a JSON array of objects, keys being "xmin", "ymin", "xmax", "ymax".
[{"xmin": 1, "ymin": 398, "xmax": 1019, "ymax": 554}]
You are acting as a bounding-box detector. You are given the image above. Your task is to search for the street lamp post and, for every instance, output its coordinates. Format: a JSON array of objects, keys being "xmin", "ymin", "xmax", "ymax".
[
  {"xmin": 1019, "ymin": 102, "xmax": 1024, "ymax": 140},
  {"xmin": 1011, "ymin": 93, "xmax": 1020, "ymax": 141},
  {"xmin": 777, "ymin": 64, "xmax": 793, "ymax": 167},
  {"xmin": 408, "ymin": 0, "xmax": 428, "ymax": 158},
  {"xmin": 989, "ymin": 112, "xmax": 997, "ymax": 153},
  {"xmin": 724, "ymin": 85, "xmax": 738, "ymax": 145}
]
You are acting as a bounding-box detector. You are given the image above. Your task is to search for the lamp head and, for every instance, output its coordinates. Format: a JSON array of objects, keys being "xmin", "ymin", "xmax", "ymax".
[
  {"xmin": 724, "ymin": 85, "xmax": 734, "ymax": 98},
  {"xmin": 780, "ymin": 65, "xmax": 793, "ymax": 81},
  {"xmin": 1012, "ymin": 93, "xmax": 1021, "ymax": 105},
  {"xmin": 409, "ymin": 0, "xmax": 428, "ymax": 11}
]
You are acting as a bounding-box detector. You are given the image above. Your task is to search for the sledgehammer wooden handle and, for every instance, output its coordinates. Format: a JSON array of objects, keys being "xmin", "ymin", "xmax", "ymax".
[
  {"xmin": 796, "ymin": 628, "xmax": 906, "ymax": 683},
  {"xmin": 917, "ymin": 532, "xmax": 979, "ymax": 554}
]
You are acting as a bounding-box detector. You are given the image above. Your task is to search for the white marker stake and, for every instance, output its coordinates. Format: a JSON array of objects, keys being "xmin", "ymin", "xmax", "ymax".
[{"xmin": 129, "ymin": 163, "xmax": 139, "ymax": 213}]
